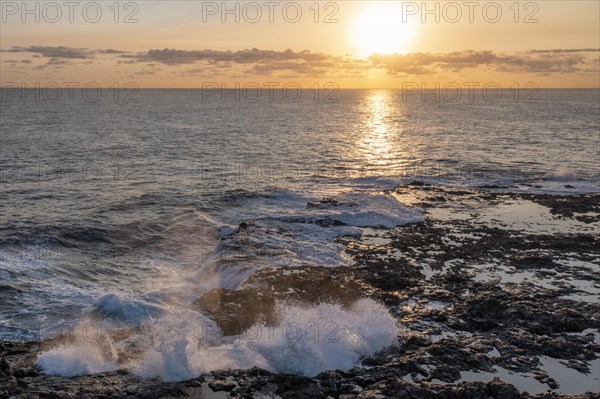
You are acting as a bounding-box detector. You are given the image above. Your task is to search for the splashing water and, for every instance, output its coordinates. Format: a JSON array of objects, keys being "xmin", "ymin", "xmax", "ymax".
[{"xmin": 37, "ymin": 299, "xmax": 400, "ymax": 381}]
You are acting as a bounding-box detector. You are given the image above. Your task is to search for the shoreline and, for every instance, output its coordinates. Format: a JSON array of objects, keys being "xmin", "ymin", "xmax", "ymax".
[
  {"xmin": 2, "ymin": 188, "xmax": 599, "ymax": 398},
  {"xmin": 1, "ymin": 338, "xmax": 598, "ymax": 399}
]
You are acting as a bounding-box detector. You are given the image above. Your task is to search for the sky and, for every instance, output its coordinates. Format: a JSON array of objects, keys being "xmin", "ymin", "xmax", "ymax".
[{"xmin": 1, "ymin": 1, "xmax": 599, "ymax": 88}]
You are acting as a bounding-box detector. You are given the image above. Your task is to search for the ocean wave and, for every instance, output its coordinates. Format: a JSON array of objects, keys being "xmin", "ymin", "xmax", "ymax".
[
  {"xmin": 89, "ymin": 293, "xmax": 162, "ymax": 325},
  {"xmin": 0, "ymin": 225, "xmax": 112, "ymax": 248},
  {"xmin": 37, "ymin": 299, "xmax": 399, "ymax": 381},
  {"xmin": 200, "ymin": 190, "xmax": 423, "ymax": 280}
]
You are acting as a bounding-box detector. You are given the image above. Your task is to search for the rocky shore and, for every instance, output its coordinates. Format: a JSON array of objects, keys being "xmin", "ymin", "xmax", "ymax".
[{"xmin": 1, "ymin": 187, "xmax": 599, "ymax": 398}]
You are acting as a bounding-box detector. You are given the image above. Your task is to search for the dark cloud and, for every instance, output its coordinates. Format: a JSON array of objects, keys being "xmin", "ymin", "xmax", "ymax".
[
  {"xmin": 129, "ymin": 62, "xmax": 162, "ymax": 77},
  {"xmin": 368, "ymin": 49, "xmax": 599, "ymax": 75},
  {"xmin": 496, "ymin": 53, "xmax": 586, "ymax": 74},
  {"xmin": 3, "ymin": 46, "xmax": 129, "ymax": 59},
  {"xmin": 131, "ymin": 47, "xmax": 598, "ymax": 76},
  {"xmin": 2, "ymin": 45, "xmax": 597, "ymax": 78},
  {"xmin": 33, "ymin": 58, "xmax": 71, "ymax": 70},
  {"xmin": 128, "ymin": 48, "xmax": 340, "ymax": 75},
  {"xmin": 47, "ymin": 58, "xmax": 68, "ymax": 65},
  {"xmin": 132, "ymin": 48, "xmax": 331, "ymax": 65},
  {"xmin": 526, "ymin": 48, "xmax": 599, "ymax": 54},
  {"xmin": 5, "ymin": 46, "xmax": 94, "ymax": 59},
  {"xmin": 97, "ymin": 48, "xmax": 129, "ymax": 54}
]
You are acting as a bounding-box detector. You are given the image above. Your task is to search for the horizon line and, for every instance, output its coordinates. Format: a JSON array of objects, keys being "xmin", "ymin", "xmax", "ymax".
[{"xmin": 1, "ymin": 86, "xmax": 599, "ymax": 90}]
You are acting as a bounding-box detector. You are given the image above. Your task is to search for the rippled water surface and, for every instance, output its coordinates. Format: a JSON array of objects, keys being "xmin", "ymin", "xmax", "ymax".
[{"xmin": 0, "ymin": 89, "xmax": 598, "ymax": 378}]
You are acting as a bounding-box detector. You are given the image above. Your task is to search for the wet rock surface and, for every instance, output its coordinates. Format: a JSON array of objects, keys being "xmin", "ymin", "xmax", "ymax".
[
  {"xmin": 192, "ymin": 266, "xmax": 364, "ymax": 335},
  {"xmin": 1, "ymin": 188, "xmax": 598, "ymax": 398}
]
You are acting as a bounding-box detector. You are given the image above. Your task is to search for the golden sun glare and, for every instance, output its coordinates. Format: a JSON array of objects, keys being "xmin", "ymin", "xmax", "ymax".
[{"xmin": 351, "ymin": 3, "xmax": 417, "ymax": 56}]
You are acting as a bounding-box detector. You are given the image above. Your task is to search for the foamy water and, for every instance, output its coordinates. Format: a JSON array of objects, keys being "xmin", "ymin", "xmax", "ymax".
[
  {"xmin": 34, "ymin": 188, "xmax": 416, "ymax": 379},
  {"xmin": 38, "ymin": 299, "xmax": 399, "ymax": 380},
  {"xmin": 1, "ymin": 89, "xmax": 598, "ymax": 380}
]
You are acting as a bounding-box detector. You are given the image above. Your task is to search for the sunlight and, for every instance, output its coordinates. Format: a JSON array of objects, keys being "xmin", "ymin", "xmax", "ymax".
[
  {"xmin": 351, "ymin": 2, "xmax": 418, "ymax": 56},
  {"xmin": 357, "ymin": 91, "xmax": 395, "ymax": 166}
]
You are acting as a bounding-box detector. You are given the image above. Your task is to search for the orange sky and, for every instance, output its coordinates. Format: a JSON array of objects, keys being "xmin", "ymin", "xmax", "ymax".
[{"xmin": 1, "ymin": 1, "xmax": 599, "ymax": 88}]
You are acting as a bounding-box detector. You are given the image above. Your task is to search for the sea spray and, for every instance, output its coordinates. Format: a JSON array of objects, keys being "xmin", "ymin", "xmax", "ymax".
[
  {"xmin": 37, "ymin": 325, "xmax": 119, "ymax": 377},
  {"xmin": 36, "ymin": 190, "xmax": 414, "ymax": 380},
  {"xmin": 544, "ymin": 166, "xmax": 577, "ymax": 182},
  {"xmin": 37, "ymin": 299, "xmax": 400, "ymax": 381}
]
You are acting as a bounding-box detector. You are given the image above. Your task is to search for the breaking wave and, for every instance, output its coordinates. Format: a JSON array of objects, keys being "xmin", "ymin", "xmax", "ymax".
[{"xmin": 38, "ymin": 299, "xmax": 400, "ymax": 381}]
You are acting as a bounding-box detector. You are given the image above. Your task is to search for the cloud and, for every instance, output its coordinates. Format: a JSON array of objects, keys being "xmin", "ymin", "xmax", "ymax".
[
  {"xmin": 126, "ymin": 48, "xmax": 345, "ymax": 75},
  {"xmin": 128, "ymin": 47, "xmax": 599, "ymax": 76},
  {"xmin": 5, "ymin": 46, "xmax": 94, "ymax": 59},
  {"xmin": 131, "ymin": 48, "xmax": 331, "ymax": 65},
  {"xmin": 97, "ymin": 49, "xmax": 129, "ymax": 55},
  {"xmin": 33, "ymin": 58, "xmax": 71, "ymax": 70},
  {"xmin": 130, "ymin": 63, "xmax": 162, "ymax": 76},
  {"xmin": 3, "ymin": 46, "xmax": 129, "ymax": 59},
  {"xmin": 368, "ymin": 49, "xmax": 599, "ymax": 75},
  {"xmin": 526, "ymin": 48, "xmax": 599, "ymax": 54},
  {"xmin": 2, "ymin": 45, "xmax": 597, "ymax": 78}
]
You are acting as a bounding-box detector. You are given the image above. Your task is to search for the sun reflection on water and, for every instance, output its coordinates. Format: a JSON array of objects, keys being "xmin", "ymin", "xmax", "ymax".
[{"xmin": 357, "ymin": 90, "xmax": 405, "ymax": 171}]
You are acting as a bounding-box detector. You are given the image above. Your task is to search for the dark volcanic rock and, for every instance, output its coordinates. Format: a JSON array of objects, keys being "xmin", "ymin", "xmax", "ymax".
[
  {"xmin": 0, "ymin": 357, "xmax": 10, "ymax": 372},
  {"xmin": 1, "ymin": 191, "xmax": 599, "ymax": 399},
  {"xmin": 271, "ymin": 374, "xmax": 325, "ymax": 398},
  {"xmin": 208, "ymin": 378, "xmax": 236, "ymax": 392}
]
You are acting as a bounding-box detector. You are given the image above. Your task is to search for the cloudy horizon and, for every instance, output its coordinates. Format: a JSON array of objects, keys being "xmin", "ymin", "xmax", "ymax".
[{"xmin": 1, "ymin": 1, "xmax": 599, "ymax": 88}]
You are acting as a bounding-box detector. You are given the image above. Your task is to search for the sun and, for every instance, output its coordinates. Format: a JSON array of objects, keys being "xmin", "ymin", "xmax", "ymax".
[{"xmin": 351, "ymin": 3, "xmax": 417, "ymax": 56}]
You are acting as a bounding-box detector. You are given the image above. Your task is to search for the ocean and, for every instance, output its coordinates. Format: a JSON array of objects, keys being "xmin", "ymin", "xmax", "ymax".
[{"xmin": 0, "ymin": 88, "xmax": 599, "ymax": 382}]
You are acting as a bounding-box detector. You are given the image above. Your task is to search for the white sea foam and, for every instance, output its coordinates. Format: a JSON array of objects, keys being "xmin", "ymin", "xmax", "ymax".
[
  {"xmin": 37, "ymin": 327, "xmax": 119, "ymax": 377},
  {"xmin": 180, "ymin": 190, "xmax": 424, "ymax": 293},
  {"xmin": 328, "ymin": 192, "xmax": 424, "ymax": 228},
  {"xmin": 37, "ymin": 299, "xmax": 400, "ymax": 381},
  {"xmin": 37, "ymin": 343, "xmax": 119, "ymax": 377},
  {"xmin": 544, "ymin": 166, "xmax": 577, "ymax": 182}
]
